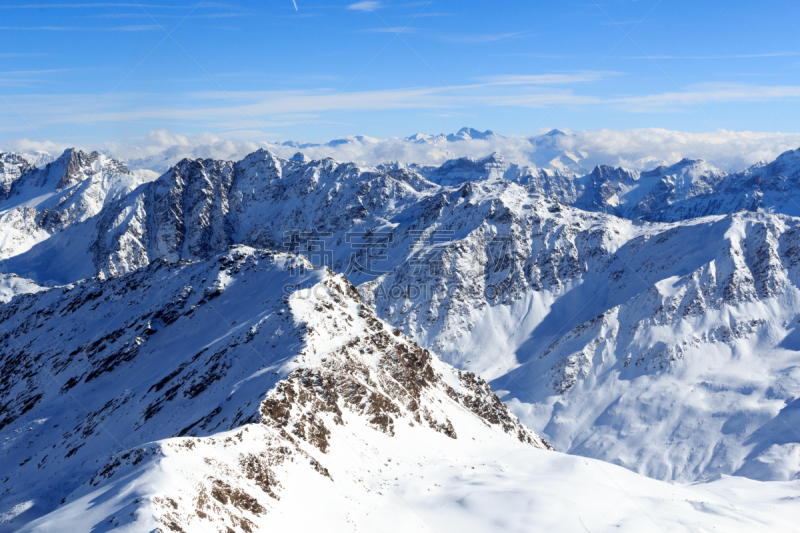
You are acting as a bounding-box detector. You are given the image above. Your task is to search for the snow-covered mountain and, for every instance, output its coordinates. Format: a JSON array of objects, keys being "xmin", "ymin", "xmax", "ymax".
[
  {"xmin": 484, "ymin": 210, "xmax": 800, "ymax": 481},
  {"xmin": 0, "ymin": 149, "xmax": 440, "ymax": 283},
  {"xmin": 0, "ymin": 246, "xmax": 538, "ymax": 530},
  {"xmin": 406, "ymin": 127, "xmax": 502, "ymax": 145},
  {"xmin": 640, "ymin": 148, "xmax": 800, "ymax": 221},
  {"xmin": 402, "ymin": 149, "xmax": 800, "ymax": 223},
  {"xmin": 3, "ymin": 246, "xmax": 798, "ymax": 532},
  {"xmin": 569, "ymin": 158, "xmax": 727, "ymax": 219},
  {"xmin": 404, "ymin": 128, "xmax": 594, "ymax": 173},
  {"xmin": 2, "ymin": 143, "xmax": 800, "ymax": 528},
  {"xmin": 0, "ymin": 149, "xmax": 154, "ymax": 269},
  {"xmin": 0, "ymin": 152, "xmax": 32, "ymax": 203},
  {"xmin": 559, "ymin": 148, "xmax": 800, "ymax": 222},
  {"xmin": 525, "ymin": 128, "xmax": 594, "ymax": 173},
  {"xmin": 381, "ymin": 152, "xmax": 732, "ymax": 223},
  {"xmin": 401, "ymin": 152, "xmax": 572, "ymax": 188},
  {"xmin": 341, "ymin": 176, "xmax": 800, "ymax": 481}
]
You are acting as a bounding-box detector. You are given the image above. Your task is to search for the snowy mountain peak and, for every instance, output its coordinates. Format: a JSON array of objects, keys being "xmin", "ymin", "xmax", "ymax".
[
  {"xmin": 8, "ymin": 148, "xmax": 130, "ymax": 197},
  {"xmin": 589, "ymin": 163, "xmax": 638, "ymax": 183},
  {"xmin": 290, "ymin": 151, "xmax": 311, "ymax": 163},
  {"xmin": 0, "ymin": 151, "xmax": 32, "ymax": 202},
  {"xmin": 477, "ymin": 151, "xmax": 508, "ymax": 167},
  {"xmin": 526, "ymin": 129, "xmax": 592, "ymax": 173},
  {"xmin": 325, "ymin": 135, "xmax": 377, "ymax": 147},
  {"xmin": 405, "ymin": 127, "xmax": 503, "ymax": 145},
  {"xmin": 236, "ymin": 147, "xmax": 286, "ymax": 167},
  {"xmin": 419, "ymin": 152, "xmax": 515, "ymax": 186},
  {"xmin": 760, "ymin": 146, "xmax": 800, "ymax": 178},
  {"xmin": 0, "ymin": 148, "xmax": 149, "ymax": 267},
  {"xmin": 575, "ymin": 157, "xmax": 726, "ymax": 219},
  {"xmin": 453, "ymin": 127, "xmax": 501, "ymax": 140},
  {"xmin": 643, "ymin": 157, "xmax": 714, "ymax": 175}
]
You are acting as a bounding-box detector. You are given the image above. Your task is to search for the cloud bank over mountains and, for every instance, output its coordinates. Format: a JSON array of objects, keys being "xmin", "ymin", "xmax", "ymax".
[{"xmin": 5, "ymin": 127, "xmax": 800, "ymax": 174}]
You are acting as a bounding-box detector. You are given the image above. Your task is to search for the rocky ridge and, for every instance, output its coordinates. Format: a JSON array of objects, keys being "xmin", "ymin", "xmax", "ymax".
[{"xmin": 0, "ymin": 246, "xmax": 544, "ymax": 531}]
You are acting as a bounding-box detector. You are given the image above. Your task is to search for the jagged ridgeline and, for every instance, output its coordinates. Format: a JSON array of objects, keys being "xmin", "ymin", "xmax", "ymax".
[{"xmin": 2, "ymin": 145, "xmax": 800, "ymax": 284}]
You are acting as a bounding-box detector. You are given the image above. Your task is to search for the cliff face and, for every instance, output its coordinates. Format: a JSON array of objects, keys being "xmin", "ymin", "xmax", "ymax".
[{"xmin": 0, "ymin": 152, "xmax": 31, "ymax": 203}]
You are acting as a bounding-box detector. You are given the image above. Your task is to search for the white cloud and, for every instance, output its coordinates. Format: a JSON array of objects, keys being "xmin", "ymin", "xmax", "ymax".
[
  {"xmin": 10, "ymin": 127, "xmax": 797, "ymax": 175},
  {"xmin": 102, "ymin": 130, "xmax": 274, "ymax": 172},
  {"xmin": 611, "ymin": 84, "xmax": 800, "ymax": 112},
  {"xmin": 277, "ymin": 129, "xmax": 800, "ymax": 172},
  {"xmin": 559, "ymin": 128, "xmax": 800, "ymax": 171},
  {"xmin": 626, "ymin": 52, "xmax": 800, "ymax": 59},
  {"xmin": 474, "ymin": 72, "xmax": 619, "ymax": 85},
  {"xmin": 347, "ymin": 1, "xmax": 381, "ymax": 12}
]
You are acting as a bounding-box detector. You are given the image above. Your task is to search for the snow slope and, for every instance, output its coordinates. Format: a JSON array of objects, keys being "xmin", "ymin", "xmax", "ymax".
[
  {"xmin": 0, "ymin": 246, "xmax": 544, "ymax": 531},
  {"xmin": 0, "ymin": 273, "xmax": 44, "ymax": 303},
  {"xmin": 2, "ymin": 247, "xmax": 798, "ymax": 532},
  {"xmin": 489, "ymin": 212, "xmax": 800, "ymax": 482}
]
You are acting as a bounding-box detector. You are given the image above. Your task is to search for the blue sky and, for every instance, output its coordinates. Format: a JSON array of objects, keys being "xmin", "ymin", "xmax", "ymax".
[{"xmin": 0, "ymin": 0, "xmax": 799, "ymax": 147}]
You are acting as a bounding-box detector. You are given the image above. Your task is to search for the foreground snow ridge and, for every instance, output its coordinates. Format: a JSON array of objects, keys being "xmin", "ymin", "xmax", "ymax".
[{"xmin": 0, "ymin": 248, "xmax": 543, "ymax": 530}]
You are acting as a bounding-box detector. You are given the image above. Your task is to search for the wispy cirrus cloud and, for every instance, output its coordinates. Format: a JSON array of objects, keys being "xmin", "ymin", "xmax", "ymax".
[
  {"xmin": 0, "ymin": 3, "xmax": 197, "ymax": 8},
  {"xmin": 0, "ymin": 68, "xmax": 79, "ymax": 86},
  {"xmin": 363, "ymin": 26, "xmax": 418, "ymax": 34},
  {"xmin": 2, "ymin": 79, "xmax": 799, "ymax": 143},
  {"xmin": 474, "ymin": 72, "xmax": 620, "ymax": 85},
  {"xmin": 613, "ymin": 83, "xmax": 800, "ymax": 111},
  {"xmin": 626, "ymin": 52, "xmax": 800, "ymax": 59},
  {"xmin": 0, "ymin": 68, "xmax": 89, "ymax": 87},
  {"xmin": 438, "ymin": 31, "xmax": 530, "ymax": 43},
  {"xmin": 0, "ymin": 25, "xmax": 162, "ymax": 31},
  {"xmin": 347, "ymin": 1, "xmax": 381, "ymax": 11}
]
